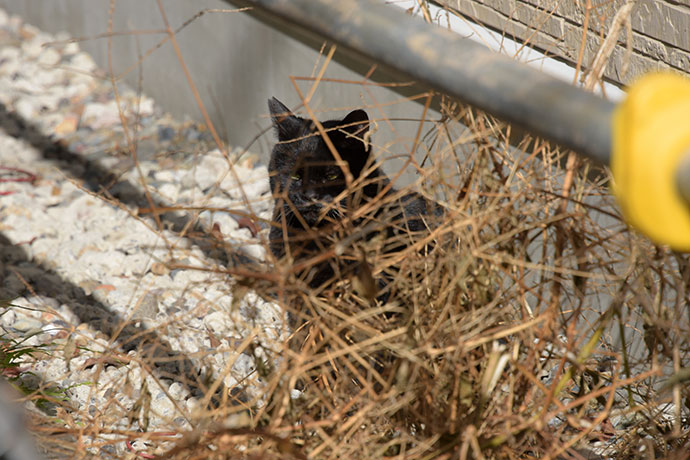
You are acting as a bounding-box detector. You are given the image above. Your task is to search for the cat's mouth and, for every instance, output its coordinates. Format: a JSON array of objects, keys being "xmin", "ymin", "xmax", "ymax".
[{"xmin": 290, "ymin": 201, "xmax": 342, "ymax": 227}]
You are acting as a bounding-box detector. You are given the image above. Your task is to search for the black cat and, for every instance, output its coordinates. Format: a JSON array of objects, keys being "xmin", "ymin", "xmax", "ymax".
[{"xmin": 267, "ymin": 97, "xmax": 442, "ymax": 294}]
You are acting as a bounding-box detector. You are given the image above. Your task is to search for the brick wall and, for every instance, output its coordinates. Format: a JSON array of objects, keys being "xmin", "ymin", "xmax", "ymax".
[{"xmin": 438, "ymin": 0, "xmax": 690, "ymax": 87}]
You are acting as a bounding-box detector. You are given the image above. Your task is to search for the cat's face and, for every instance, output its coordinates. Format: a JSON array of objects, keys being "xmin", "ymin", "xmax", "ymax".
[{"xmin": 268, "ymin": 97, "xmax": 371, "ymax": 228}]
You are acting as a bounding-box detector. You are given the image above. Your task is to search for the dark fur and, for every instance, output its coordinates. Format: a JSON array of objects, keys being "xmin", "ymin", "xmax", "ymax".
[{"xmin": 268, "ymin": 97, "xmax": 442, "ymax": 290}]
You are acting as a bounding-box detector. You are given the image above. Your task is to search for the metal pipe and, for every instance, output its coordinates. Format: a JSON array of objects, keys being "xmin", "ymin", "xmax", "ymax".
[{"xmin": 229, "ymin": 0, "xmax": 615, "ymax": 166}]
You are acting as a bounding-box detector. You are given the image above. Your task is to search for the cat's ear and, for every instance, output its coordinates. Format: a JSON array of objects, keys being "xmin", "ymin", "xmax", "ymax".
[
  {"xmin": 268, "ymin": 97, "xmax": 301, "ymax": 141},
  {"xmin": 340, "ymin": 109, "xmax": 369, "ymax": 142},
  {"xmin": 339, "ymin": 110, "xmax": 371, "ymax": 177}
]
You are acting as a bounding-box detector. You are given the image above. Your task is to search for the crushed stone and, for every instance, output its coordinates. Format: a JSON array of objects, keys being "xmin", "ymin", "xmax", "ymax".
[{"xmin": 0, "ymin": 7, "xmax": 283, "ymax": 457}]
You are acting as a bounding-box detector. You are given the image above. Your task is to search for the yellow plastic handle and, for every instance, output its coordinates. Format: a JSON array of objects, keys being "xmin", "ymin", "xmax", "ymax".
[{"xmin": 612, "ymin": 73, "xmax": 690, "ymax": 251}]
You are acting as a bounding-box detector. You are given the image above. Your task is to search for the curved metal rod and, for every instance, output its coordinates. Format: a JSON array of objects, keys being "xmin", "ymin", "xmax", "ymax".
[{"xmin": 230, "ymin": 0, "xmax": 615, "ymax": 166}]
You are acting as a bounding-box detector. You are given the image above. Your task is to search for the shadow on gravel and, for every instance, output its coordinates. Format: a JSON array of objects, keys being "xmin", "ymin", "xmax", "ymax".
[
  {"xmin": 0, "ymin": 102, "xmax": 262, "ymax": 269},
  {"xmin": 0, "ymin": 102, "xmax": 262, "ymax": 406},
  {"xmin": 0, "ymin": 231, "xmax": 228, "ymax": 405}
]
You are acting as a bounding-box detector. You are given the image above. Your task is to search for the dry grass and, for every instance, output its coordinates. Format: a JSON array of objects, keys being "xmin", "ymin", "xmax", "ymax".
[
  {"xmin": 4, "ymin": 1, "xmax": 690, "ymax": 459},
  {"xmin": 215, "ymin": 97, "xmax": 689, "ymax": 459}
]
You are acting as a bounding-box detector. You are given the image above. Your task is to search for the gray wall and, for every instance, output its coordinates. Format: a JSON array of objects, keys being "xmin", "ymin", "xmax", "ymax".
[{"xmin": 0, "ymin": 0, "xmax": 436, "ymax": 176}]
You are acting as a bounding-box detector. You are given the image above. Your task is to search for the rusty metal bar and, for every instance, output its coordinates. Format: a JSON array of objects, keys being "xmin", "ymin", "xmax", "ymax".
[{"xmin": 228, "ymin": 0, "xmax": 615, "ymax": 166}]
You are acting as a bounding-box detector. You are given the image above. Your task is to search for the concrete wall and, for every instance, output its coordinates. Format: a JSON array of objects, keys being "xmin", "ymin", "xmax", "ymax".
[
  {"xmin": 440, "ymin": 0, "xmax": 690, "ymax": 85},
  {"xmin": 0, "ymin": 0, "xmax": 435, "ymax": 173}
]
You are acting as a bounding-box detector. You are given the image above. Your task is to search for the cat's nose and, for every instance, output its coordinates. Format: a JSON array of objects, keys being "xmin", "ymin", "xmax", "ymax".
[{"xmin": 304, "ymin": 189, "xmax": 331, "ymax": 203}]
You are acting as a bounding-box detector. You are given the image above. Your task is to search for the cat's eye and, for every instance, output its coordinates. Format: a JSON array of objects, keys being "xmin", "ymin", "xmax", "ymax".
[
  {"xmin": 290, "ymin": 174, "xmax": 301, "ymax": 181},
  {"xmin": 326, "ymin": 173, "xmax": 339, "ymax": 181}
]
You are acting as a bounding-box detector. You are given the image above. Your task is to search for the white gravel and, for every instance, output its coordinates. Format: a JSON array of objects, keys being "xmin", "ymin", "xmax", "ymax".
[{"xmin": 0, "ymin": 8, "xmax": 283, "ymax": 457}]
